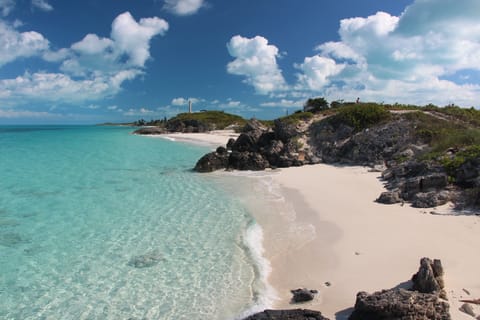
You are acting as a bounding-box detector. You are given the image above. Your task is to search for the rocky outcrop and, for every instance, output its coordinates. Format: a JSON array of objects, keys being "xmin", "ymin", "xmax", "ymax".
[
  {"xmin": 243, "ymin": 309, "xmax": 329, "ymax": 320},
  {"xmin": 349, "ymin": 258, "xmax": 450, "ymax": 320},
  {"xmin": 349, "ymin": 288, "xmax": 450, "ymax": 320},
  {"xmin": 166, "ymin": 118, "xmax": 210, "ymax": 133},
  {"xmin": 290, "ymin": 288, "xmax": 318, "ymax": 303},
  {"xmin": 194, "ymin": 119, "xmax": 319, "ymax": 172},
  {"xmin": 380, "ymin": 161, "xmax": 452, "ymax": 208},
  {"xmin": 132, "ymin": 127, "xmax": 166, "ymax": 135},
  {"xmin": 411, "ymin": 258, "xmax": 446, "ymax": 298}
]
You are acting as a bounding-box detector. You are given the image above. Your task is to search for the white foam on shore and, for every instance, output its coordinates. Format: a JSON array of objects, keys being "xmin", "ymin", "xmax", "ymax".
[{"xmin": 234, "ymin": 222, "xmax": 277, "ymax": 319}]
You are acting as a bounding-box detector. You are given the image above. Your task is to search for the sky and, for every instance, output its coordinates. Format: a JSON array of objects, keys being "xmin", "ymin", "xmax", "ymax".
[{"xmin": 1, "ymin": 0, "xmax": 480, "ymax": 124}]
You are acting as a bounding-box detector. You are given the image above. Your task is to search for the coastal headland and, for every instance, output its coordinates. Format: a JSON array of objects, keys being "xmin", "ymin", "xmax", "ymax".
[{"xmin": 133, "ymin": 102, "xmax": 480, "ymax": 319}]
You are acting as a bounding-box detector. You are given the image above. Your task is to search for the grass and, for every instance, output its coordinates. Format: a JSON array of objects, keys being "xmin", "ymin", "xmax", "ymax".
[
  {"xmin": 276, "ymin": 111, "xmax": 313, "ymax": 125},
  {"xmin": 329, "ymin": 103, "xmax": 391, "ymax": 131},
  {"xmin": 168, "ymin": 111, "xmax": 247, "ymax": 129}
]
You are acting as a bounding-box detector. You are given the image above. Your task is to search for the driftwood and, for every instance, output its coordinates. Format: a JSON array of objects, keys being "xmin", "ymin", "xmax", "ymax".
[{"xmin": 459, "ymin": 298, "xmax": 480, "ymax": 305}]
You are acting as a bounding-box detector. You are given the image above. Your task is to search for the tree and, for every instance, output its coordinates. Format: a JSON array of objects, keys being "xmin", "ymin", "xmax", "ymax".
[{"xmin": 304, "ymin": 97, "xmax": 329, "ymax": 113}]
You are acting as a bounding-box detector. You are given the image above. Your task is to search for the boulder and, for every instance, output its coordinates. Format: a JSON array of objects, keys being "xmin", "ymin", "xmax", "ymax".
[
  {"xmin": 290, "ymin": 288, "xmax": 318, "ymax": 303},
  {"xmin": 243, "ymin": 309, "xmax": 329, "ymax": 320},
  {"xmin": 411, "ymin": 192, "xmax": 449, "ymax": 208},
  {"xmin": 349, "ymin": 288, "xmax": 451, "ymax": 320},
  {"xmin": 194, "ymin": 151, "xmax": 229, "ymax": 172},
  {"xmin": 412, "ymin": 257, "xmax": 445, "ymax": 295},
  {"xmin": 376, "ymin": 191, "xmax": 401, "ymax": 204},
  {"xmin": 228, "ymin": 151, "xmax": 269, "ymax": 171},
  {"xmin": 226, "ymin": 138, "xmax": 236, "ymax": 150}
]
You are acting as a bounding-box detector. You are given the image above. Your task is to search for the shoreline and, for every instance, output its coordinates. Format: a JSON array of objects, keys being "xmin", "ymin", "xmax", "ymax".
[
  {"xmin": 154, "ymin": 131, "xmax": 480, "ymax": 319},
  {"xmin": 149, "ymin": 130, "xmax": 239, "ymax": 148}
]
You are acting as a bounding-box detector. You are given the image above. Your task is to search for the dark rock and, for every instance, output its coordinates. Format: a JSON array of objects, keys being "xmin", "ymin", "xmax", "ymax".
[
  {"xmin": 411, "ymin": 191, "xmax": 450, "ymax": 208},
  {"xmin": 194, "ymin": 151, "xmax": 229, "ymax": 172},
  {"xmin": 127, "ymin": 250, "xmax": 162, "ymax": 268},
  {"xmin": 349, "ymin": 288, "xmax": 451, "ymax": 320},
  {"xmin": 226, "ymin": 138, "xmax": 236, "ymax": 150},
  {"xmin": 242, "ymin": 119, "xmax": 268, "ymax": 133},
  {"xmin": 411, "ymin": 258, "xmax": 445, "ymax": 295},
  {"xmin": 132, "ymin": 127, "xmax": 166, "ymax": 135},
  {"xmin": 166, "ymin": 119, "xmax": 210, "ymax": 133},
  {"xmin": 291, "ymin": 288, "xmax": 318, "ymax": 303},
  {"xmin": 232, "ymin": 133, "xmax": 259, "ymax": 153},
  {"xmin": 216, "ymin": 146, "xmax": 227, "ymax": 155},
  {"xmin": 243, "ymin": 309, "xmax": 329, "ymax": 320},
  {"xmin": 455, "ymin": 156, "xmax": 480, "ymax": 188},
  {"xmin": 229, "ymin": 151, "xmax": 269, "ymax": 171},
  {"xmin": 376, "ymin": 191, "xmax": 401, "ymax": 204},
  {"xmin": 274, "ymin": 119, "xmax": 302, "ymax": 143}
]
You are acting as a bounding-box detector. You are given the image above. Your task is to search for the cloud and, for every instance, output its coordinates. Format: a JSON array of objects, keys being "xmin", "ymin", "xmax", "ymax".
[
  {"xmin": 0, "ymin": 109, "xmax": 61, "ymax": 119},
  {"xmin": 31, "ymin": 0, "xmax": 53, "ymax": 12},
  {"xmin": 111, "ymin": 12, "xmax": 169, "ymax": 67},
  {"xmin": 163, "ymin": 0, "xmax": 204, "ymax": 16},
  {"xmin": 0, "ymin": 12, "xmax": 168, "ymax": 107},
  {"xmin": 260, "ymin": 99, "xmax": 304, "ymax": 108},
  {"xmin": 293, "ymin": 0, "xmax": 480, "ymax": 106},
  {"xmin": 227, "ymin": 35, "xmax": 287, "ymax": 94},
  {"xmin": 171, "ymin": 97, "xmax": 199, "ymax": 105},
  {"xmin": 124, "ymin": 107, "xmax": 154, "ymax": 116},
  {"xmin": 0, "ymin": 20, "xmax": 50, "ymax": 67},
  {"xmin": 0, "ymin": 0, "xmax": 14, "ymax": 16}
]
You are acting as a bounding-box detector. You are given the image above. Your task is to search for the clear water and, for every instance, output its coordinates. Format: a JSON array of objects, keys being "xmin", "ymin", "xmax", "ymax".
[{"xmin": 0, "ymin": 126, "xmax": 265, "ymax": 320}]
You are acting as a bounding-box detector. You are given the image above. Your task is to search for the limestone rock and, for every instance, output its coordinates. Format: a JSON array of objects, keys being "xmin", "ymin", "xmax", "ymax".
[
  {"xmin": 243, "ymin": 309, "xmax": 329, "ymax": 320},
  {"xmin": 132, "ymin": 127, "xmax": 166, "ymax": 135},
  {"xmin": 349, "ymin": 288, "xmax": 451, "ymax": 320},
  {"xmin": 376, "ymin": 191, "xmax": 401, "ymax": 204},
  {"xmin": 290, "ymin": 288, "xmax": 318, "ymax": 303},
  {"xmin": 194, "ymin": 151, "xmax": 229, "ymax": 172},
  {"xmin": 459, "ymin": 303, "xmax": 476, "ymax": 317},
  {"xmin": 412, "ymin": 258, "xmax": 445, "ymax": 295}
]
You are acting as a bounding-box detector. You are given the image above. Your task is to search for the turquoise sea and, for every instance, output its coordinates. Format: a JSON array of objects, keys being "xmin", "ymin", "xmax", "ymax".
[{"xmin": 0, "ymin": 126, "xmax": 269, "ymax": 319}]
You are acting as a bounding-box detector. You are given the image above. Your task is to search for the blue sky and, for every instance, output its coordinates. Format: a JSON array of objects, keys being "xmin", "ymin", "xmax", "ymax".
[{"xmin": 1, "ymin": 0, "xmax": 479, "ymax": 123}]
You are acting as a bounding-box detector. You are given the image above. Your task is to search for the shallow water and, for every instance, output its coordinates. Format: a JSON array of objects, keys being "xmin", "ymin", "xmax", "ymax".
[{"xmin": 0, "ymin": 126, "xmax": 266, "ymax": 319}]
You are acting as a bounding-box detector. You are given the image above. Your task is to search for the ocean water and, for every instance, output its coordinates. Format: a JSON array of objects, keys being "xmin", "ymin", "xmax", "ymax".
[{"xmin": 0, "ymin": 126, "xmax": 269, "ymax": 320}]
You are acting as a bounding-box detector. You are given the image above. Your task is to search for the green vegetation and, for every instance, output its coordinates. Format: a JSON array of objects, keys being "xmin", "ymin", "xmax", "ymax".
[
  {"xmin": 304, "ymin": 97, "xmax": 329, "ymax": 113},
  {"xmin": 277, "ymin": 111, "xmax": 313, "ymax": 125},
  {"xmin": 441, "ymin": 145, "xmax": 480, "ymax": 177},
  {"xmin": 168, "ymin": 111, "xmax": 247, "ymax": 129},
  {"xmin": 330, "ymin": 103, "xmax": 391, "ymax": 131},
  {"xmin": 423, "ymin": 104, "xmax": 480, "ymax": 127}
]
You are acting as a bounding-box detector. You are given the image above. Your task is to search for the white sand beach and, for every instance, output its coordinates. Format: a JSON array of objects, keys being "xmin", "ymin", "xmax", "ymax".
[
  {"xmin": 164, "ymin": 131, "xmax": 480, "ymax": 319},
  {"xmin": 159, "ymin": 130, "xmax": 239, "ymax": 148},
  {"xmin": 260, "ymin": 165, "xmax": 480, "ymax": 320}
]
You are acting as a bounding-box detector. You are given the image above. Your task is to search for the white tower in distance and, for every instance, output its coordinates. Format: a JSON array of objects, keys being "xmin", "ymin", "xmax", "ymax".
[{"xmin": 188, "ymin": 100, "xmax": 192, "ymax": 113}]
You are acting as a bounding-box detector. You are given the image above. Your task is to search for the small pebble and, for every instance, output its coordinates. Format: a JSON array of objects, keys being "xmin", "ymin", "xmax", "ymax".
[{"xmin": 324, "ymin": 282, "xmax": 331, "ymax": 287}]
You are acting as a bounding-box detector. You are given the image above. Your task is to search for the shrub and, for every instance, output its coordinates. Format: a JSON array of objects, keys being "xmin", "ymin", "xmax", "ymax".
[
  {"xmin": 304, "ymin": 97, "xmax": 329, "ymax": 113},
  {"xmin": 331, "ymin": 103, "xmax": 391, "ymax": 131}
]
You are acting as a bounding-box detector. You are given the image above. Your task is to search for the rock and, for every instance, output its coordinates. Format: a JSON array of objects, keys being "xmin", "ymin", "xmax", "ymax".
[
  {"xmin": 229, "ymin": 151, "xmax": 269, "ymax": 171},
  {"xmin": 216, "ymin": 146, "xmax": 227, "ymax": 155},
  {"xmin": 459, "ymin": 303, "xmax": 476, "ymax": 317},
  {"xmin": 132, "ymin": 127, "xmax": 166, "ymax": 135},
  {"xmin": 349, "ymin": 288, "xmax": 451, "ymax": 320},
  {"xmin": 232, "ymin": 133, "xmax": 259, "ymax": 153},
  {"xmin": 243, "ymin": 309, "xmax": 329, "ymax": 320},
  {"xmin": 127, "ymin": 250, "xmax": 162, "ymax": 268},
  {"xmin": 411, "ymin": 258, "xmax": 445, "ymax": 294},
  {"xmin": 226, "ymin": 138, "xmax": 236, "ymax": 150},
  {"xmin": 291, "ymin": 288, "xmax": 318, "ymax": 303},
  {"xmin": 242, "ymin": 119, "xmax": 268, "ymax": 133},
  {"xmin": 376, "ymin": 191, "xmax": 401, "ymax": 204},
  {"xmin": 411, "ymin": 191, "xmax": 449, "ymax": 208},
  {"xmin": 194, "ymin": 151, "xmax": 229, "ymax": 172}
]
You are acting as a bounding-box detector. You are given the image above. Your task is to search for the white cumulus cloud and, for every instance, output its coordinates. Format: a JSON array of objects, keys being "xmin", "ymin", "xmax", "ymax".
[
  {"xmin": 111, "ymin": 12, "xmax": 169, "ymax": 67},
  {"xmin": 163, "ymin": 0, "xmax": 204, "ymax": 16},
  {"xmin": 227, "ymin": 35, "xmax": 287, "ymax": 94},
  {"xmin": 0, "ymin": 12, "xmax": 169, "ymax": 107},
  {"xmin": 31, "ymin": 0, "xmax": 53, "ymax": 12},
  {"xmin": 0, "ymin": 20, "xmax": 50, "ymax": 67},
  {"xmin": 294, "ymin": 0, "xmax": 480, "ymax": 106}
]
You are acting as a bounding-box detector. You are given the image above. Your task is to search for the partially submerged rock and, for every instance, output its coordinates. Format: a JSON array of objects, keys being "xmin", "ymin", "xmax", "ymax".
[
  {"xmin": 290, "ymin": 288, "xmax": 318, "ymax": 303},
  {"xmin": 132, "ymin": 127, "xmax": 166, "ymax": 135},
  {"xmin": 243, "ymin": 309, "xmax": 329, "ymax": 320},
  {"xmin": 127, "ymin": 250, "xmax": 163, "ymax": 268}
]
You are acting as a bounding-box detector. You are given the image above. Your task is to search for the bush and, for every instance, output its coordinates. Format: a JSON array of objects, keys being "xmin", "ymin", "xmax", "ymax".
[
  {"xmin": 304, "ymin": 97, "xmax": 329, "ymax": 113},
  {"xmin": 441, "ymin": 145, "xmax": 480, "ymax": 177},
  {"xmin": 331, "ymin": 103, "xmax": 391, "ymax": 131}
]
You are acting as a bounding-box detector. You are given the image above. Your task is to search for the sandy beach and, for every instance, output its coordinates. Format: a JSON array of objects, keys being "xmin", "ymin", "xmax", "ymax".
[
  {"xmin": 165, "ymin": 131, "xmax": 480, "ymax": 319},
  {"xmin": 158, "ymin": 130, "xmax": 239, "ymax": 148},
  {"xmin": 254, "ymin": 165, "xmax": 480, "ymax": 319}
]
